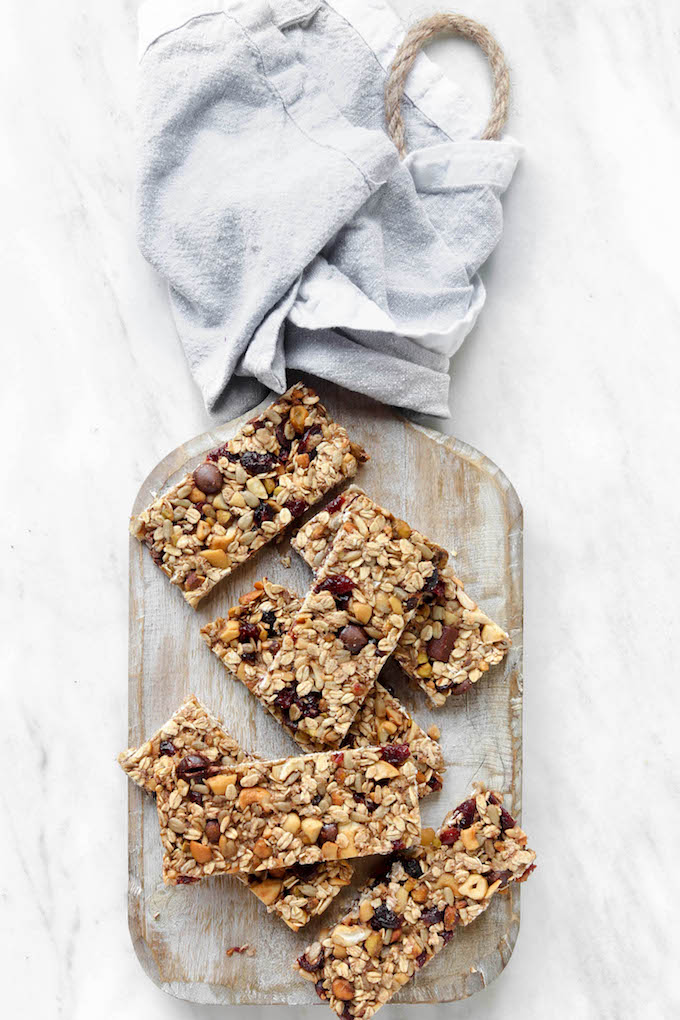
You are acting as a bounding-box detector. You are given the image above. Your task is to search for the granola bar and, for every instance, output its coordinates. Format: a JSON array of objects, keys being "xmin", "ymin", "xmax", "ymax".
[
  {"xmin": 118, "ymin": 695, "xmax": 353, "ymax": 930},
  {"xmin": 295, "ymin": 790, "xmax": 536, "ymax": 1017},
  {"xmin": 201, "ymin": 580, "xmax": 445, "ymax": 797},
  {"xmin": 158, "ymin": 745, "xmax": 421, "ymax": 876},
  {"xmin": 130, "ymin": 385, "xmax": 368, "ymax": 608},
  {"xmin": 293, "ymin": 488, "xmax": 511, "ymax": 707},
  {"xmin": 255, "ymin": 493, "xmax": 448, "ymax": 746}
]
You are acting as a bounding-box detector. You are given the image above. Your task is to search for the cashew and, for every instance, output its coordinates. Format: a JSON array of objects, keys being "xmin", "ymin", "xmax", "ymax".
[
  {"xmin": 435, "ymin": 873, "xmax": 460, "ymax": 894},
  {"xmin": 252, "ymin": 838, "xmax": 271, "ymax": 859},
  {"xmin": 282, "ymin": 812, "xmax": 301, "ymax": 834},
  {"xmin": 365, "ymin": 932, "xmax": 383, "ymax": 957},
  {"xmin": 189, "ymin": 841, "xmax": 212, "ymax": 864},
  {"xmin": 358, "ymin": 899, "xmax": 374, "ymax": 923},
  {"xmin": 219, "ymin": 620, "xmax": 240, "ymax": 644},
  {"xmin": 237, "ymin": 787, "xmax": 271, "ymax": 810},
  {"xmin": 331, "ymin": 924, "xmax": 371, "ymax": 947},
  {"xmin": 371, "ymin": 761, "xmax": 400, "ymax": 781},
  {"xmin": 207, "ymin": 773, "xmax": 237, "ymax": 795},
  {"xmin": 200, "ymin": 549, "xmax": 231, "ymax": 569},
  {"xmin": 251, "ymin": 877, "xmax": 283, "ymax": 906},
  {"xmin": 460, "ymin": 827, "xmax": 481, "ymax": 852},
  {"xmin": 300, "ymin": 818, "xmax": 323, "ymax": 843},
  {"xmin": 351, "ymin": 601, "xmax": 372, "ymax": 624}
]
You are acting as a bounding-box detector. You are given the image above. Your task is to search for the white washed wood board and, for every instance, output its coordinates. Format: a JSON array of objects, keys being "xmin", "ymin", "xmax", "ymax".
[{"xmin": 127, "ymin": 380, "xmax": 524, "ymax": 1005}]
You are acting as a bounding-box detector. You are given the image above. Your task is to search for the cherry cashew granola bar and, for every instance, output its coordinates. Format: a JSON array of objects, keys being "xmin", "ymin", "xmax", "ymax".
[
  {"xmin": 118, "ymin": 695, "xmax": 352, "ymax": 930},
  {"xmin": 254, "ymin": 493, "xmax": 448, "ymax": 746},
  {"xmin": 293, "ymin": 488, "xmax": 511, "ymax": 707},
  {"xmin": 130, "ymin": 385, "xmax": 368, "ymax": 608},
  {"xmin": 201, "ymin": 580, "xmax": 445, "ymax": 797},
  {"xmin": 294, "ymin": 789, "xmax": 536, "ymax": 1017},
  {"xmin": 158, "ymin": 746, "xmax": 421, "ymax": 876}
]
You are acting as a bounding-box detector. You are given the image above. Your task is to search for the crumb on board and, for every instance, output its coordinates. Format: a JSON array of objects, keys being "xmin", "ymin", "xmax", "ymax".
[{"xmin": 226, "ymin": 944, "xmax": 255, "ymax": 957}]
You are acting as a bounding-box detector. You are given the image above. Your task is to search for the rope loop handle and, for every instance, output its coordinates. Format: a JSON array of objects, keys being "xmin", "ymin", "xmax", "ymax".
[{"xmin": 385, "ymin": 13, "xmax": 510, "ymax": 159}]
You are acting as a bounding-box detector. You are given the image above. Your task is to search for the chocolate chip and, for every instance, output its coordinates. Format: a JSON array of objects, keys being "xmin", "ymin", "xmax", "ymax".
[
  {"xmin": 184, "ymin": 571, "xmax": 204, "ymax": 591},
  {"xmin": 193, "ymin": 462, "xmax": 222, "ymax": 494},
  {"xmin": 205, "ymin": 819, "xmax": 221, "ymax": 843},
  {"xmin": 176, "ymin": 753, "xmax": 209, "ymax": 782},
  {"xmin": 339, "ymin": 625, "xmax": 368, "ymax": 653},
  {"xmin": 318, "ymin": 823, "xmax": 338, "ymax": 844},
  {"xmin": 426, "ymin": 625, "xmax": 459, "ymax": 662}
]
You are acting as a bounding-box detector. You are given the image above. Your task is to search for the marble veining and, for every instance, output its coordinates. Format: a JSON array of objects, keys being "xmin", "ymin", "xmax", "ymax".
[{"xmin": 1, "ymin": 1, "xmax": 678, "ymax": 1018}]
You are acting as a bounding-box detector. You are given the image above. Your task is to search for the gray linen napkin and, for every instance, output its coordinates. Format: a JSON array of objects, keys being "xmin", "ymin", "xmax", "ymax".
[{"xmin": 137, "ymin": 0, "xmax": 520, "ymax": 418}]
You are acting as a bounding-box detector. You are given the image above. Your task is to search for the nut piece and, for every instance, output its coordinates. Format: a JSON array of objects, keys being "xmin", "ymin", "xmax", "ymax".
[
  {"xmin": 331, "ymin": 978, "xmax": 355, "ymax": 1001},
  {"xmin": 458, "ymin": 874, "xmax": 489, "ymax": 900},
  {"xmin": 331, "ymin": 925, "xmax": 372, "ymax": 947},
  {"xmin": 238, "ymin": 787, "xmax": 272, "ymax": 810},
  {"xmin": 282, "ymin": 812, "xmax": 301, "ymax": 833},
  {"xmin": 411, "ymin": 885, "xmax": 428, "ymax": 903},
  {"xmin": 481, "ymin": 622, "xmax": 508, "ymax": 644},
  {"xmin": 205, "ymin": 819, "xmax": 221, "ymax": 843},
  {"xmin": 460, "ymin": 827, "xmax": 481, "ymax": 852},
  {"xmin": 359, "ymin": 900, "xmax": 374, "ymax": 923},
  {"xmin": 372, "ymin": 761, "xmax": 400, "ymax": 781},
  {"xmin": 207, "ymin": 773, "xmax": 237, "ymax": 795},
  {"xmin": 435, "ymin": 874, "xmax": 459, "ymax": 893},
  {"xmin": 365, "ymin": 932, "xmax": 383, "ymax": 957},
  {"xmin": 252, "ymin": 838, "xmax": 271, "ymax": 859},
  {"xmin": 251, "ymin": 878, "xmax": 283, "ymax": 905},
  {"xmin": 444, "ymin": 906, "xmax": 458, "ymax": 929},
  {"xmin": 300, "ymin": 818, "xmax": 323, "ymax": 843},
  {"xmin": 190, "ymin": 841, "xmax": 213, "ymax": 864},
  {"xmin": 219, "ymin": 620, "xmax": 240, "ymax": 643},
  {"xmin": 200, "ymin": 549, "xmax": 231, "ymax": 570},
  {"xmin": 351, "ymin": 601, "xmax": 372, "ymax": 624}
]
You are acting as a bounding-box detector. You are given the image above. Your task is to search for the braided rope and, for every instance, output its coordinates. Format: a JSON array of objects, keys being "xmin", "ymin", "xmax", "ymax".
[{"xmin": 385, "ymin": 13, "xmax": 510, "ymax": 158}]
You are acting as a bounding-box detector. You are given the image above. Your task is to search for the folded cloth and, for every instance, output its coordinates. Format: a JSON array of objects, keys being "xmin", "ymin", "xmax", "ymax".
[{"xmin": 137, "ymin": 0, "xmax": 520, "ymax": 418}]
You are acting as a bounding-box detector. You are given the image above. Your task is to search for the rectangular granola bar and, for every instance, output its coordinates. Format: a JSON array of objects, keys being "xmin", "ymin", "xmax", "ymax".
[
  {"xmin": 293, "ymin": 488, "xmax": 511, "ymax": 706},
  {"xmin": 295, "ymin": 789, "xmax": 536, "ymax": 1017},
  {"xmin": 159, "ymin": 745, "xmax": 420, "ymax": 876},
  {"xmin": 255, "ymin": 493, "xmax": 448, "ymax": 746},
  {"xmin": 201, "ymin": 580, "xmax": 445, "ymax": 797},
  {"xmin": 118, "ymin": 695, "xmax": 353, "ymax": 930},
  {"xmin": 130, "ymin": 385, "xmax": 368, "ymax": 608}
]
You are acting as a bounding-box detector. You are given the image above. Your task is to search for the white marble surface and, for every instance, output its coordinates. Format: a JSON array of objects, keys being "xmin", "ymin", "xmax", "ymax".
[{"xmin": 2, "ymin": 0, "xmax": 679, "ymax": 1017}]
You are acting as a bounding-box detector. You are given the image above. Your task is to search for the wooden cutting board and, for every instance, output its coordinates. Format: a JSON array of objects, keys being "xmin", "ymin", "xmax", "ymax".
[{"xmin": 127, "ymin": 380, "xmax": 524, "ymax": 1006}]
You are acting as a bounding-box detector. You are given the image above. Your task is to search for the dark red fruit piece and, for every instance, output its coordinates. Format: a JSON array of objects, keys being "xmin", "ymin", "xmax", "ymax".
[
  {"xmin": 297, "ymin": 692, "xmax": 322, "ymax": 718},
  {"xmin": 254, "ymin": 501, "xmax": 276, "ymax": 527},
  {"xmin": 274, "ymin": 688, "xmax": 295, "ymax": 711},
  {"xmin": 331, "ymin": 752, "xmax": 345, "ymax": 766},
  {"xmin": 285, "ymin": 497, "xmax": 308, "ymax": 519},
  {"xmin": 176, "ymin": 753, "xmax": 209, "ymax": 782},
  {"xmin": 311, "ymin": 793, "xmax": 322, "ymax": 806},
  {"xmin": 486, "ymin": 870, "xmax": 512, "ymax": 889},
  {"xmin": 275, "ymin": 423, "xmax": 292, "ymax": 457},
  {"xmin": 391, "ymin": 839, "xmax": 406, "ymax": 851},
  {"xmin": 439, "ymin": 826, "xmax": 460, "ymax": 845},
  {"xmin": 318, "ymin": 823, "xmax": 338, "ymax": 844},
  {"xmin": 419, "ymin": 907, "xmax": 444, "ymax": 926},
  {"xmin": 428, "ymin": 774, "xmax": 443, "ymax": 792},
  {"xmin": 297, "ymin": 423, "xmax": 322, "ymax": 454},
  {"xmin": 404, "ymin": 594, "xmax": 420, "ymax": 611},
  {"xmin": 239, "ymin": 621, "xmax": 261, "ymax": 644},
  {"xmin": 207, "ymin": 443, "xmax": 239, "ymax": 463},
  {"xmin": 159, "ymin": 740, "xmax": 176, "ymax": 756},
  {"xmin": 451, "ymin": 678, "xmax": 473, "ymax": 696},
  {"xmin": 500, "ymin": 807, "xmax": 516, "ymax": 830},
  {"xmin": 205, "ymin": 819, "xmax": 221, "ymax": 843},
  {"xmin": 240, "ymin": 451, "xmax": 277, "ymax": 475},
  {"xmin": 454, "ymin": 798, "xmax": 477, "ymax": 827},
  {"xmin": 241, "ymin": 651, "xmax": 256, "ymax": 663},
  {"xmin": 442, "ymin": 929, "xmax": 455, "ymax": 945},
  {"xmin": 176, "ymin": 875, "xmax": 199, "ymax": 884},
  {"xmin": 184, "ymin": 571, "xmax": 203, "ymax": 592},
  {"xmin": 423, "ymin": 567, "xmax": 445, "ymax": 598},
  {"xmin": 426, "ymin": 625, "xmax": 459, "ymax": 663},
  {"xmin": 339, "ymin": 625, "xmax": 368, "ymax": 653},
  {"xmin": 261, "ymin": 609, "xmax": 277, "ymax": 629},
  {"xmin": 315, "ymin": 981, "xmax": 327, "ymax": 1000},
  {"xmin": 297, "ymin": 954, "xmax": 318, "ymax": 973},
  {"xmin": 292, "ymin": 862, "xmax": 320, "ymax": 880},
  {"xmin": 316, "ymin": 574, "xmax": 355, "ymax": 596},
  {"xmin": 516, "ymin": 863, "xmax": 536, "ymax": 883},
  {"xmin": 325, "ymin": 494, "xmax": 345, "ymax": 515},
  {"xmin": 401, "ymin": 857, "xmax": 423, "ymax": 878},
  {"xmin": 188, "ymin": 790, "xmax": 203, "ymax": 805},
  {"xmin": 416, "ymin": 951, "xmax": 428, "ymax": 968},
  {"xmin": 193, "ymin": 462, "xmax": 222, "ymax": 494},
  {"xmin": 370, "ymin": 905, "xmax": 402, "ymax": 930},
  {"xmin": 380, "ymin": 744, "xmax": 411, "ymax": 766}
]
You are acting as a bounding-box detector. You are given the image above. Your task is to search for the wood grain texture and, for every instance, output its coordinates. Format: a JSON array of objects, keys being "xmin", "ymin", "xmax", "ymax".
[{"xmin": 127, "ymin": 381, "xmax": 524, "ymax": 1005}]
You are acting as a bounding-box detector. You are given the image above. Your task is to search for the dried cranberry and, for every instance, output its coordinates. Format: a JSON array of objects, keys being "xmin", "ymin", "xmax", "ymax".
[
  {"xmin": 427, "ymin": 626, "xmax": 459, "ymax": 663},
  {"xmin": 297, "ymin": 692, "xmax": 322, "ymax": 718},
  {"xmin": 297, "ymin": 423, "xmax": 322, "ymax": 454},
  {"xmin": 380, "ymin": 744, "xmax": 411, "ymax": 766},
  {"xmin": 423, "ymin": 568, "xmax": 445, "ymax": 599},
  {"xmin": 331, "ymin": 752, "xmax": 344, "ymax": 766},
  {"xmin": 284, "ymin": 497, "xmax": 308, "ymax": 519},
  {"xmin": 240, "ymin": 451, "xmax": 277, "ymax": 475},
  {"xmin": 391, "ymin": 839, "xmax": 406, "ymax": 851},
  {"xmin": 441, "ymin": 929, "xmax": 455, "ymax": 945},
  {"xmin": 439, "ymin": 826, "xmax": 460, "ymax": 845},
  {"xmin": 316, "ymin": 574, "xmax": 355, "ymax": 596},
  {"xmin": 401, "ymin": 857, "xmax": 423, "ymax": 878},
  {"xmin": 297, "ymin": 954, "xmax": 318, "ymax": 973},
  {"xmin": 176, "ymin": 753, "xmax": 209, "ymax": 782},
  {"xmin": 183, "ymin": 571, "xmax": 203, "ymax": 592},
  {"xmin": 176, "ymin": 875, "xmax": 199, "ymax": 884},
  {"xmin": 275, "ymin": 423, "xmax": 292, "ymax": 458},
  {"xmin": 241, "ymin": 652, "xmax": 256, "ymax": 664},
  {"xmin": 193, "ymin": 462, "xmax": 223, "ymax": 494},
  {"xmin": 500, "ymin": 807, "xmax": 517, "ymax": 830},
  {"xmin": 451, "ymin": 679, "xmax": 473, "ymax": 696},
  {"xmin": 314, "ymin": 981, "xmax": 327, "ymax": 1000},
  {"xmin": 188, "ymin": 790, "xmax": 203, "ymax": 805},
  {"xmin": 404, "ymin": 594, "xmax": 419, "ymax": 611},
  {"xmin": 428, "ymin": 774, "xmax": 443, "ymax": 792},
  {"xmin": 159, "ymin": 740, "xmax": 176, "ymax": 756},
  {"xmin": 311, "ymin": 794, "xmax": 322, "ymax": 806},
  {"xmin": 325, "ymin": 493, "xmax": 345, "ymax": 515},
  {"xmin": 274, "ymin": 688, "xmax": 295, "ymax": 711},
  {"xmin": 239, "ymin": 621, "xmax": 261, "ymax": 644},
  {"xmin": 370, "ymin": 905, "xmax": 402, "ymax": 930},
  {"xmin": 292, "ymin": 862, "xmax": 320, "ymax": 880},
  {"xmin": 486, "ymin": 870, "xmax": 512, "ymax": 889},
  {"xmin": 516, "ymin": 863, "xmax": 536, "ymax": 883},
  {"xmin": 261, "ymin": 609, "xmax": 277, "ymax": 630},
  {"xmin": 207, "ymin": 444, "xmax": 239, "ymax": 462},
  {"xmin": 419, "ymin": 907, "xmax": 444, "ymax": 926},
  {"xmin": 318, "ymin": 823, "xmax": 338, "ymax": 844},
  {"xmin": 339, "ymin": 625, "xmax": 368, "ymax": 653},
  {"xmin": 340, "ymin": 1006, "xmax": 353, "ymax": 1020},
  {"xmin": 416, "ymin": 951, "xmax": 428, "ymax": 968},
  {"xmin": 254, "ymin": 501, "xmax": 276, "ymax": 527},
  {"xmin": 453, "ymin": 798, "xmax": 477, "ymax": 827}
]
